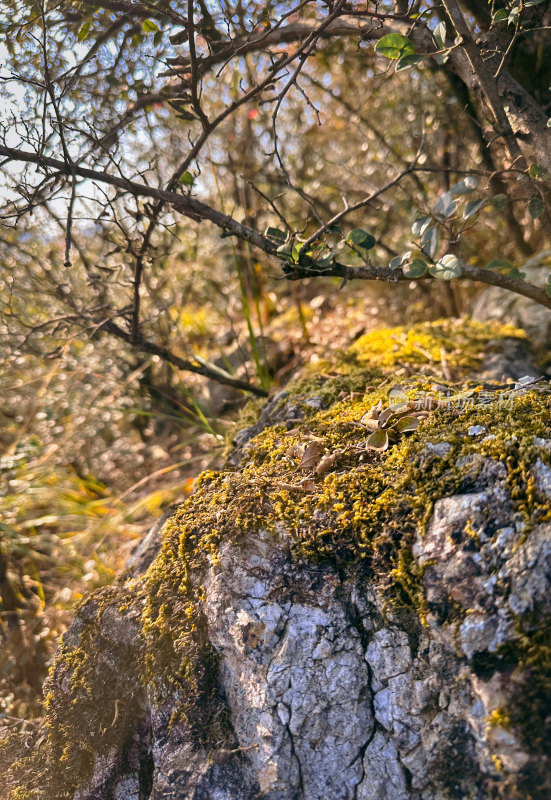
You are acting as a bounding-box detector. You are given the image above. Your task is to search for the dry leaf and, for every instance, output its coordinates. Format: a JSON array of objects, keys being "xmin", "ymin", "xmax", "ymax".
[
  {"xmin": 277, "ymin": 480, "xmax": 315, "ymax": 492},
  {"xmin": 394, "ymin": 416, "xmax": 420, "ymax": 433},
  {"xmin": 298, "ymin": 441, "xmax": 324, "ymax": 470},
  {"xmin": 285, "ymin": 443, "xmax": 304, "ymax": 461},
  {"xmin": 360, "ymin": 406, "xmax": 380, "ymax": 430},
  {"xmin": 388, "ymin": 402, "xmax": 411, "ymax": 414},
  {"xmin": 314, "ymin": 451, "xmax": 341, "ymax": 477},
  {"xmin": 366, "ymin": 429, "xmax": 389, "ymax": 450},
  {"xmin": 378, "ymin": 407, "xmax": 396, "ymax": 429}
]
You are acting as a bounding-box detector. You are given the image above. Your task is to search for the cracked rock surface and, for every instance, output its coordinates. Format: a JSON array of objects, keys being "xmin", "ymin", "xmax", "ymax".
[{"xmin": 54, "ymin": 493, "xmax": 550, "ymax": 800}]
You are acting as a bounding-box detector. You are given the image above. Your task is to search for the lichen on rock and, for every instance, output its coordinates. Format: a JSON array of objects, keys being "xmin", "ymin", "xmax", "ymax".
[{"xmin": 2, "ymin": 319, "xmax": 551, "ymax": 800}]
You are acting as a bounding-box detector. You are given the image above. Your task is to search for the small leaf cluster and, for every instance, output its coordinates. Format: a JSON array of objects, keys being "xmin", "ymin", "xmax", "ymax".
[
  {"xmin": 267, "ymin": 225, "xmax": 376, "ymax": 271},
  {"xmin": 360, "ymin": 401, "xmax": 423, "ymax": 451}
]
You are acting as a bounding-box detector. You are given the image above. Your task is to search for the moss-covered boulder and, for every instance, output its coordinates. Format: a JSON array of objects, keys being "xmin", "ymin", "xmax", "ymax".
[{"xmin": 2, "ymin": 319, "xmax": 551, "ymax": 800}]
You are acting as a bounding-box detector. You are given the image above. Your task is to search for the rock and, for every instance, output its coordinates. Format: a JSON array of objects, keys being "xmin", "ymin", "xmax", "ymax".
[
  {"xmin": 4, "ymin": 319, "xmax": 551, "ymax": 800},
  {"xmin": 471, "ymin": 250, "xmax": 551, "ymax": 350}
]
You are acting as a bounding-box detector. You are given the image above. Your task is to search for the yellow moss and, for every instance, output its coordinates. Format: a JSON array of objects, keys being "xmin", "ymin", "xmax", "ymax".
[
  {"xmin": 488, "ymin": 708, "xmax": 512, "ymax": 728},
  {"xmin": 350, "ymin": 318, "xmax": 526, "ymax": 371}
]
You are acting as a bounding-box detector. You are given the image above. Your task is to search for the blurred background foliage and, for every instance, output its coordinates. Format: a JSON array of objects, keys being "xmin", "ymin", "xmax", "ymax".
[{"xmin": 0, "ymin": 0, "xmax": 550, "ymax": 731}]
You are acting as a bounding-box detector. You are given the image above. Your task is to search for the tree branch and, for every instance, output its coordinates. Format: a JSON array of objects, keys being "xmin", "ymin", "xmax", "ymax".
[
  {"xmin": 100, "ymin": 320, "xmax": 268, "ymax": 396},
  {"xmin": 282, "ymin": 259, "xmax": 551, "ymax": 310},
  {"xmin": 0, "ymin": 145, "xmax": 276, "ymax": 254},
  {"xmin": 2, "ymin": 144, "xmax": 550, "ymax": 311}
]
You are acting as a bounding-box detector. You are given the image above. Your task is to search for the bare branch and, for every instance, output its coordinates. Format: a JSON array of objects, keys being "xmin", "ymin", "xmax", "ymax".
[{"xmin": 100, "ymin": 319, "xmax": 268, "ymax": 396}]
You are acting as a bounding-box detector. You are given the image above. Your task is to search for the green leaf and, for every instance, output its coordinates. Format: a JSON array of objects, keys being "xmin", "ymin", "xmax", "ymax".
[
  {"xmin": 545, "ymin": 275, "xmax": 551, "ymax": 296},
  {"xmin": 315, "ymin": 245, "xmax": 339, "ymax": 267},
  {"xmin": 490, "ymin": 193, "xmax": 508, "ymax": 210},
  {"xmin": 412, "ymin": 215, "xmax": 432, "ymax": 236},
  {"xmin": 142, "ymin": 19, "xmax": 160, "ymax": 33},
  {"xmin": 463, "ymin": 199, "xmax": 487, "ymax": 219},
  {"xmin": 77, "ymin": 21, "xmax": 92, "ymax": 41},
  {"xmin": 396, "ymin": 54, "xmax": 424, "ymax": 71},
  {"xmin": 389, "ymin": 256, "xmax": 404, "ymax": 270},
  {"xmin": 486, "ymin": 259, "xmax": 513, "ymax": 270},
  {"xmin": 528, "ymin": 196, "xmax": 545, "ymax": 219},
  {"xmin": 429, "ymin": 254, "xmax": 463, "ymax": 280},
  {"xmin": 433, "ymin": 191, "xmax": 458, "ymax": 219},
  {"xmin": 524, "ymin": 0, "xmax": 545, "ymax": 6},
  {"xmin": 433, "ymin": 21, "xmax": 446, "ymax": 48},
  {"xmin": 508, "ymin": 6, "xmax": 520, "ymax": 25},
  {"xmin": 450, "ymin": 176, "xmax": 479, "ymax": 196},
  {"xmin": 402, "ymin": 259, "xmax": 428, "ymax": 278},
  {"xmin": 529, "ymin": 164, "xmax": 549, "ymax": 181},
  {"xmin": 179, "ymin": 171, "xmax": 194, "ymax": 186},
  {"xmin": 348, "ymin": 229, "xmax": 376, "ymax": 250},
  {"xmin": 421, "ymin": 226, "xmax": 439, "ymax": 259},
  {"xmin": 505, "ymin": 267, "xmax": 526, "ymax": 280},
  {"xmin": 375, "ymin": 33, "xmax": 415, "ymax": 60},
  {"xmin": 265, "ymin": 227, "xmax": 287, "ymax": 242},
  {"xmin": 493, "ymin": 8, "xmax": 509, "ymax": 20},
  {"xmin": 389, "ymin": 252, "xmax": 411, "ymax": 271}
]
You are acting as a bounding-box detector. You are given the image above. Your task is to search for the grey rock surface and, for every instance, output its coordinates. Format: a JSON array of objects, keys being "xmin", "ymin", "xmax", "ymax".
[
  {"xmin": 471, "ymin": 250, "xmax": 551, "ymax": 350},
  {"xmin": 52, "ymin": 479, "xmax": 550, "ymax": 800}
]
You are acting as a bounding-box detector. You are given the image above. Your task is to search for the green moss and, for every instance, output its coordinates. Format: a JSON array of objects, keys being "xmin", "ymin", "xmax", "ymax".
[
  {"xmin": 4, "ymin": 586, "xmax": 143, "ymax": 799},
  {"xmin": 485, "ymin": 616, "xmax": 551, "ymax": 800}
]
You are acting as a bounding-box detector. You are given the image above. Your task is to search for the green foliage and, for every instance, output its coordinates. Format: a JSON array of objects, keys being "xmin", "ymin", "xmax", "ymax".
[
  {"xmin": 529, "ymin": 164, "xmax": 548, "ymax": 181},
  {"xmin": 179, "ymin": 171, "xmax": 195, "ymax": 186},
  {"xmin": 396, "ymin": 54, "xmax": 424, "ymax": 71},
  {"xmin": 347, "ymin": 229, "xmax": 376, "ymax": 250},
  {"xmin": 403, "ymin": 258, "xmax": 428, "ymax": 278},
  {"xmin": 429, "ymin": 254, "xmax": 463, "ymax": 280},
  {"xmin": 528, "ymin": 196, "xmax": 545, "ymax": 219},
  {"xmin": 375, "ymin": 34, "xmax": 415, "ymax": 60},
  {"xmin": 0, "ymin": 0, "xmax": 551, "ymax": 742}
]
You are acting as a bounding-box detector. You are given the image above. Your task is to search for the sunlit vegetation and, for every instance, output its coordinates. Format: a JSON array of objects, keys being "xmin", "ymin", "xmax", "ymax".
[{"xmin": 0, "ymin": 0, "xmax": 550, "ymax": 732}]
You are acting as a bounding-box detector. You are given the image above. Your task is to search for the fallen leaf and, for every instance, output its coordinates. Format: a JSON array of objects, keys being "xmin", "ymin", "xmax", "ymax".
[
  {"xmin": 394, "ymin": 416, "xmax": 420, "ymax": 433},
  {"xmin": 366, "ymin": 429, "xmax": 389, "ymax": 450},
  {"xmin": 378, "ymin": 407, "xmax": 396, "ymax": 429},
  {"xmin": 277, "ymin": 481, "xmax": 316, "ymax": 492},
  {"xmin": 360, "ymin": 406, "xmax": 381, "ymax": 430},
  {"xmin": 298, "ymin": 441, "xmax": 324, "ymax": 470},
  {"xmin": 285, "ymin": 443, "xmax": 304, "ymax": 461},
  {"xmin": 314, "ymin": 452, "xmax": 341, "ymax": 477}
]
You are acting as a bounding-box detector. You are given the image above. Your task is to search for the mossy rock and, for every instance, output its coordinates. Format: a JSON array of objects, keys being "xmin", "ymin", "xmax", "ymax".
[{"xmin": 3, "ymin": 319, "xmax": 551, "ymax": 800}]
